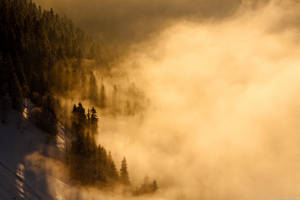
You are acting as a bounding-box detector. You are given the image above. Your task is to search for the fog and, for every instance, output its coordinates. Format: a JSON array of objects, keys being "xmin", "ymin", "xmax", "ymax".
[
  {"xmin": 31, "ymin": 0, "xmax": 300, "ymax": 199},
  {"xmin": 33, "ymin": 0, "xmax": 242, "ymax": 43},
  {"xmin": 33, "ymin": 0, "xmax": 272, "ymax": 63},
  {"xmin": 99, "ymin": 1, "xmax": 300, "ymax": 199}
]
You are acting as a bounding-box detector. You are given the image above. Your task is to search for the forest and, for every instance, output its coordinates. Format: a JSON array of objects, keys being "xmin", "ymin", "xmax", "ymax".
[
  {"xmin": 0, "ymin": 0, "xmax": 157, "ymax": 196},
  {"xmin": 3, "ymin": 0, "xmax": 300, "ymax": 199}
]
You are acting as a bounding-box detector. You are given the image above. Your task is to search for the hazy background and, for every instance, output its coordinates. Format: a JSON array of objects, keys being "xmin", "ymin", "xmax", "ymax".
[
  {"xmin": 33, "ymin": 0, "xmax": 300, "ymax": 199},
  {"xmin": 34, "ymin": 0, "xmax": 272, "ymax": 62}
]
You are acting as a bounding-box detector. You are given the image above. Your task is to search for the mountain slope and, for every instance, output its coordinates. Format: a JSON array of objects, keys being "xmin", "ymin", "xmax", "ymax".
[{"xmin": 0, "ymin": 109, "xmax": 67, "ymax": 200}]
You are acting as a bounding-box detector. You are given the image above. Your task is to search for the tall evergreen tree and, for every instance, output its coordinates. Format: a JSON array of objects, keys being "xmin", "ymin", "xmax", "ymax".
[
  {"xmin": 106, "ymin": 152, "xmax": 119, "ymax": 183},
  {"xmin": 90, "ymin": 106, "xmax": 98, "ymax": 135},
  {"xmin": 99, "ymin": 83, "xmax": 106, "ymax": 109},
  {"xmin": 152, "ymin": 180, "xmax": 158, "ymax": 192},
  {"xmin": 89, "ymin": 72, "xmax": 98, "ymax": 104},
  {"xmin": 10, "ymin": 71, "xmax": 23, "ymax": 111},
  {"xmin": 112, "ymin": 84, "xmax": 118, "ymax": 114},
  {"xmin": 120, "ymin": 157, "xmax": 130, "ymax": 185}
]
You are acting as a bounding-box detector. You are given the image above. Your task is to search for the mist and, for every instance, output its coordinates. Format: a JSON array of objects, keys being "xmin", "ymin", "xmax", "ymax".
[
  {"xmin": 28, "ymin": 0, "xmax": 300, "ymax": 199},
  {"xmin": 33, "ymin": 0, "xmax": 241, "ymax": 40},
  {"xmin": 33, "ymin": 0, "xmax": 273, "ymax": 62},
  {"xmin": 98, "ymin": 1, "xmax": 300, "ymax": 199}
]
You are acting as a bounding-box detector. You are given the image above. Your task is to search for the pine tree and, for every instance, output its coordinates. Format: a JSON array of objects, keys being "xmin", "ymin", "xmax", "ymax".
[
  {"xmin": 99, "ymin": 83, "xmax": 106, "ymax": 109},
  {"xmin": 120, "ymin": 157, "xmax": 130, "ymax": 185},
  {"xmin": 89, "ymin": 72, "xmax": 98, "ymax": 104},
  {"xmin": 152, "ymin": 180, "xmax": 158, "ymax": 192},
  {"xmin": 112, "ymin": 84, "xmax": 119, "ymax": 115},
  {"xmin": 90, "ymin": 107, "xmax": 98, "ymax": 135},
  {"xmin": 10, "ymin": 71, "xmax": 23, "ymax": 111},
  {"xmin": 106, "ymin": 152, "xmax": 119, "ymax": 184}
]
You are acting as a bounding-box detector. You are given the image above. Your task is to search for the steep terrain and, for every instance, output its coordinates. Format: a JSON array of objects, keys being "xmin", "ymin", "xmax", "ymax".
[{"xmin": 0, "ymin": 108, "xmax": 68, "ymax": 200}]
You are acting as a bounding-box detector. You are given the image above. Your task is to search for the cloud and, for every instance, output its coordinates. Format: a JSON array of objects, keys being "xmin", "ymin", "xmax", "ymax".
[
  {"xmin": 30, "ymin": 0, "xmax": 300, "ymax": 199},
  {"xmin": 33, "ymin": 0, "xmax": 245, "ymax": 51},
  {"xmin": 97, "ymin": 2, "xmax": 300, "ymax": 199}
]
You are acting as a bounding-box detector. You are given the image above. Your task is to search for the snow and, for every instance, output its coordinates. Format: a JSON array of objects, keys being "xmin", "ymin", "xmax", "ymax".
[{"xmin": 0, "ymin": 108, "xmax": 68, "ymax": 200}]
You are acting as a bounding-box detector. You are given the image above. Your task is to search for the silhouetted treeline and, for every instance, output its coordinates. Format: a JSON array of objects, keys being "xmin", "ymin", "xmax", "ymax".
[
  {"xmin": 67, "ymin": 103, "xmax": 158, "ymax": 194},
  {"xmin": 133, "ymin": 176, "xmax": 158, "ymax": 196},
  {"xmin": 67, "ymin": 103, "xmax": 131, "ymax": 187},
  {"xmin": 0, "ymin": 1, "xmax": 157, "ymax": 193},
  {"xmin": 0, "ymin": 0, "xmax": 100, "ymax": 130},
  {"xmin": 0, "ymin": 0, "xmax": 147, "ymax": 125}
]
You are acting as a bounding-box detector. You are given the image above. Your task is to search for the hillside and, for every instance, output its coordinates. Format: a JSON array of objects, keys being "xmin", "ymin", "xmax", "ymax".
[
  {"xmin": 0, "ymin": 107, "xmax": 69, "ymax": 199},
  {"xmin": 0, "ymin": 0, "xmax": 156, "ymax": 198}
]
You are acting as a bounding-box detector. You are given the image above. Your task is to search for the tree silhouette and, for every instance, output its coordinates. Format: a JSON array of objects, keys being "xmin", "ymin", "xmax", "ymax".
[
  {"xmin": 90, "ymin": 106, "xmax": 98, "ymax": 135},
  {"xmin": 99, "ymin": 83, "xmax": 106, "ymax": 109},
  {"xmin": 120, "ymin": 157, "xmax": 130, "ymax": 185}
]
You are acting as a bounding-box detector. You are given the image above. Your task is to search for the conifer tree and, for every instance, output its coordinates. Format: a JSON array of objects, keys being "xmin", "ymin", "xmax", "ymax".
[
  {"xmin": 10, "ymin": 72, "xmax": 23, "ymax": 111},
  {"xmin": 120, "ymin": 157, "xmax": 130, "ymax": 185},
  {"xmin": 106, "ymin": 152, "xmax": 119, "ymax": 183},
  {"xmin": 152, "ymin": 180, "xmax": 158, "ymax": 192},
  {"xmin": 89, "ymin": 72, "xmax": 98, "ymax": 104},
  {"xmin": 90, "ymin": 107, "xmax": 98, "ymax": 135},
  {"xmin": 99, "ymin": 83, "xmax": 106, "ymax": 109}
]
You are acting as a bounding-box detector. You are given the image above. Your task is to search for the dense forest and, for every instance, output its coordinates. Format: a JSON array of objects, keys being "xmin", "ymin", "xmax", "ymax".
[
  {"xmin": 0, "ymin": 0, "xmax": 156, "ymax": 196},
  {"xmin": 68, "ymin": 103, "xmax": 121, "ymax": 186},
  {"xmin": 0, "ymin": 0, "xmax": 94, "ymax": 96},
  {"xmin": 0, "ymin": 0, "xmax": 94, "ymax": 134},
  {"xmin": 0, "ymin": 0, "xmax": 146, "ymax": 128}
]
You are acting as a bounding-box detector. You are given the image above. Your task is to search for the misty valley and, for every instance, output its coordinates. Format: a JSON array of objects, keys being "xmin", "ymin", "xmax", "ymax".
[{"xmin": 1, "ymin": 0, "xmax": 300, "ymax": 199}]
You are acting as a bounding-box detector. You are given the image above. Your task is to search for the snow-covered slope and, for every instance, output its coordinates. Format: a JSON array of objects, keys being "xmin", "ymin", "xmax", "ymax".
[{"xmin": 0, "ymin": 109, "xmax": 67, "ymax": 200}]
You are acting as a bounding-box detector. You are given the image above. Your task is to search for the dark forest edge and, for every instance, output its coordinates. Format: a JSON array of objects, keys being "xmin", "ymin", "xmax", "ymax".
[
  {"xmin": 0, "ymin": 0, "xmax": 157, "ymax": 196},
  {"xmin": 68, "ymin": 103, "xmax": 158, "ymax": 195}
]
